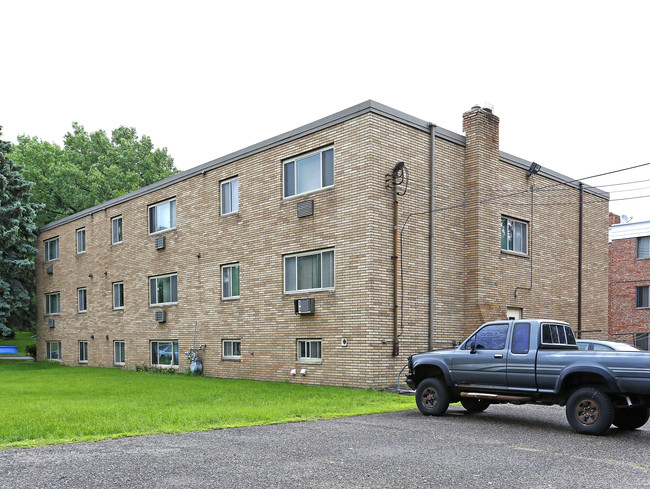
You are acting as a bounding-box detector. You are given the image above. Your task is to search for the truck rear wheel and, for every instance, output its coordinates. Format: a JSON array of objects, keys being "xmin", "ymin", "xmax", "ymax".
[
  {"xmin": 566, "ymin": 386, "xmax": 614, "ymax": 435},
  {"xmin": 613, "ymin": 407, "xmax": 650, "ymax": 430},
  {"xmin": 460, "ymin": 398, "xmax": 490, "ymax": 413},
  {"xmin": 415, "ymin": 378, "xmax": 450, "ymax": 416}
]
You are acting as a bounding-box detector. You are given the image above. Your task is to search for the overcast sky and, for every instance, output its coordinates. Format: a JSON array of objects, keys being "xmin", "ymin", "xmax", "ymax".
[{"xmin": 4, "ymin": 0, "xmax": 649, "ymax": 222}]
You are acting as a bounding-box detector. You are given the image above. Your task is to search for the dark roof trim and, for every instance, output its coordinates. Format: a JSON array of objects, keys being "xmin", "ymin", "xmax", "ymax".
[{"xmin": 38, "ymin": 100, "xmax": 607, "ymax": 232}]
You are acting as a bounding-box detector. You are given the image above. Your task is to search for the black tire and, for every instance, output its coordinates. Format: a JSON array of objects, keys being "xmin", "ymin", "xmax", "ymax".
[
  {"xmin": 613, "ymin": 407, "xmax": 650, "ymax": 430},
  {"xmin": 460, "ymin": 398, "xmax": 490, "ymax": 413},
  {"xmin": 565, "ymin": 386, "xmax": 615, "ymax": 435},
  {"xmin": 415, "ymin": 378, "xmax": 450, "ymax": 416}
]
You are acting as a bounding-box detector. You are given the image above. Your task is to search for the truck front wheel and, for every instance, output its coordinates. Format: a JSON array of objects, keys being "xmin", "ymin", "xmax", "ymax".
[
  {"xmin": 415, "ymin": 378, "xmax": 450, "ymax": 416},
  {"xmin": 566, "ymin": 387, "xmax": 615, "ymax": 435}
]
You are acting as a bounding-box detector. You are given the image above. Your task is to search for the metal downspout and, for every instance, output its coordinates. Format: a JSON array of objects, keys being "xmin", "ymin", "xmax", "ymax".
[
  {"xmin": 578, "ymin": 182, "xmax": 584, "ymax": 337},
  {"xmin": 429, "ymin": 123, "xmax": 437, "ymax": 351},
  {"xmin": 393, "ymin": 181, "xmax": 399, "ymax": 356}
]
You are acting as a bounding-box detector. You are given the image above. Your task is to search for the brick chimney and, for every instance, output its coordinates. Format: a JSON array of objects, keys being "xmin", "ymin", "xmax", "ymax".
[{"xmin": 609, "ymin": 212, "xmax": 621, "ymax": 227}]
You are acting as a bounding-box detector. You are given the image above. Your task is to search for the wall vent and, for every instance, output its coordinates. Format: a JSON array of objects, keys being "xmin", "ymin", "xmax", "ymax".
[
  {"xmin": 46, "ymin": 264, "xmax": 54, "ymax": 275},
  {"xmin": 297, "ymin": 200, "xmax": 314, "ymax": 218},
  {"xmin": 154, "ymin": 236, "xmax": 166, "ymax": 250},
  {"xmin": 47, "ymin": 318, "xmax": 55, "ymax": 328},
  {"xmin": 294, "ymin": 298, "xmax": 315, "ymax": 314},
  {"xmin": 155, "ymin": 310, "xmax": 167, "ymax": 323}
]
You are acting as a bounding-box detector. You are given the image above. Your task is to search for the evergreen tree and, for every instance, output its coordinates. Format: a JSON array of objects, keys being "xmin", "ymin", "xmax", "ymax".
[{"xmin": 0, "ymin": 127, "xmax": 40, "ymax": 334}]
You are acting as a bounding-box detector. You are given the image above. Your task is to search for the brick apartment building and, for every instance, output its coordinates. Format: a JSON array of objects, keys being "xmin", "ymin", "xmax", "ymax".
[
  {"xmin": 35, "ymin": 101, "xmax": 610, "ymax": 388},
  {"xmin": 609, "ymin": 213, "xmax": 650, "ymax": 349}
]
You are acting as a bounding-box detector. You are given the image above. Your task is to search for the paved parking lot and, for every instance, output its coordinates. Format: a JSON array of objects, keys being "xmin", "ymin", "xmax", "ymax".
[{"xmin": 1, "ymin": 404, "xmax": 649, "ymax": 488}]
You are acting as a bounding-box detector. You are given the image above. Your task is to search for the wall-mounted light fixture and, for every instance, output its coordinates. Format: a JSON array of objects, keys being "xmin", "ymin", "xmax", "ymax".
[{"xmin": 527, "ymin": 162, "xmax": 541, "ymax": 178}]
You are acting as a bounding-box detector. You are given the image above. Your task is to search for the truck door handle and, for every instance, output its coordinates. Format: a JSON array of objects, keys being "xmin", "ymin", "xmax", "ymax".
[{"xmin": 494, "ymin": 354, "xmax": 503, "ymax": 359}]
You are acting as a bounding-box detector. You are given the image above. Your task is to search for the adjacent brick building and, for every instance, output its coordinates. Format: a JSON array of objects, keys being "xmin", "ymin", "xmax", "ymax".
[
  {"xmin": 35, "ymin": 101, "xmax": 610, "ymax": 388},
  {"xmin": 608, "ymin": 214, "xmax": 650, "ymax": 349}
]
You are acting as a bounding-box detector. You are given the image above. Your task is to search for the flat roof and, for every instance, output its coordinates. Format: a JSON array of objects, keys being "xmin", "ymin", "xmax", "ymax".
[
  {"xmin": 39, "ymin": 100, "xmax": 609, "ymax": 232},
  {"xmin": 609, "ymin": 219, "xmax": 650, "ymax": 241}
]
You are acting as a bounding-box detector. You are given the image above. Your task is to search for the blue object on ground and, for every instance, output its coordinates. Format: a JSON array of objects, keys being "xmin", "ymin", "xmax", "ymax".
[{"xmin": 0, "ymin": 346, "xmax": 19, "ymax": 354}]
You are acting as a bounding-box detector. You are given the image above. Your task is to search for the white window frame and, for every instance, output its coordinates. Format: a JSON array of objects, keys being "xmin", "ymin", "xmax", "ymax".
[
  {"xmin": 44, "ymin": 237, "xmax": 59, "ymax": 262},
  {"xmin": 222, "ymin": 339, "xmax": 241, "ymax": 360},
  {"xmin": 148, "ymin": 198, "xmax": 176, "ymax": 235},
  {"xmin": 149, "ymin": 273, "xmax": 178, "ymax": 306},
  {"xmin": 638, "ymin": 236, "xmax": 650, "ymax": 259},
  {"xmin": 501, "ymin": 216, "xmax": 528, "ymax": 255},
  {"xmin": 637, "ymin": 286, "xmax": 650, "ymax": 308},
  {"xmin": 77, "ymin": 287, "xmax": 87, "ymax": 313},
  {"xmin": 79, "ymin": 340, "xmax": 88, "ymax": 363},
  {"xmin": 222, "ymin": 263, "xmax": 240, "ymax": 300},
  {"xmin": 283, "ymin": 147, "xmax": 334, "ymax": 198},
  {"xmin": 114, "ymin": 340, "xmax": 125, "ymax": 365},
  {"xmin": 113, "ymin": 282, "xmax": 124, "ymax": 310},
  {"xmin": 284, "ymin": 249, "xmax": 335, "ymax": 293},
  {"xmin": 151, "ymin": 340, "xmax": 179, "ymax": 367},
  {"xmin": 221, "ymin": 177, "xmax": 239, "ymax": 215},
  {"xmin": 46, "ymin": 341, "xmax": 61, "ymax": 361},
  {"xmin": 112, "ymin": 216, "xmax": 123, "ymax": 245},
  {"xmin": 76, "ymin": 228, "xmax": 86, "ymax": 254},
  {"xmin": 297, "ymin": 339, "xmax": 322, "ymax": 363},
  {"xmin": 45, "ymin": 292, "xmax": 61, "ymax": 315}
]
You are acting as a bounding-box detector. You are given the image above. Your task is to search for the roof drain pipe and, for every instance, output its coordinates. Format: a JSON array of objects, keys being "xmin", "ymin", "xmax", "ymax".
[
  {"xmin": 428, "ymin": 123, "xmax": 437, "ymax": 352},
  {"xmin": 387, "ymin": 161, "xmax": 406, "ymax": 357}
]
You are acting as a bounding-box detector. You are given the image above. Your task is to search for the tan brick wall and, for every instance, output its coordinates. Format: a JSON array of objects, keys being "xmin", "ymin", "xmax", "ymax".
[{"xmin": 35, "ymin": 108, "xmax": 610, "ymax": 388}]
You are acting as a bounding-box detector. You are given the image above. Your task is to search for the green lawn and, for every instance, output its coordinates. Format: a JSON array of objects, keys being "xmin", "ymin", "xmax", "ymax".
[
  {"xmin": 0, "ymin": 331, "xmax": 34, "ymax": 355},
  {"xmin": 0, "ymin": 361, "xmax": 414, "ymax": 449}
]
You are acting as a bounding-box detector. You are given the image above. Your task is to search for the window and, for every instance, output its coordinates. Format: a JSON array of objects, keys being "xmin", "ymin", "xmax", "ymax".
[
  {"xmin": 113, "ymin": 282, "xmax": 124, "ymax": 309},
  {"xmin": 148, "ymin": 198, "xmax": 176, "ymax": 234},
  {"xmin": 79, "ymin": 341, "xmax": 88, "ymax": 363},
  {"xmin": 541, "ymin": 323, "xmax": 577, "ymax": 346},
  {"xmin": 284, "ymin": 147, "xmax": 334, "ymax": 198},
  {"xmin": 222, "ymin": 264, "xmax": 240, "ymax": 299},
  {"xmin": 501, "ymin": 217, "xmax": 528, "ymax": 254},
  {"xmin": 222, "ymin": 339, "xmax": 241, "ymax": 359},
  {"xmin": 151, "ymin": 340, "xmax": 179, "ymax": 367},
  {"xmin": 638, "ymin": 237, "xmax": 650, "ymax": 259},
  {"xmin": 298, "ymin": 339, "xmax": 322, "ymax": 362},
  {"xmin": 76, "ymin": 228, "xmax": 86, "ymax": 254},
  {"xmin": 511, "ymin": 323, "xmax": 531, "ymax": 354},
  {"xmin": 284, "ymin": 249, "xmax": 334, "ymax": 292},
  {"xmin": 44, "ymin": 237, "xmax": 59, "ymax": 262},
  {"xmin": 463, "ymin": 324, "xmax": 509, "ymax": 350},
  {"xmin": 77, "ymin": 288, "xmax": 87, "ymax": 313},
  {"xmin": 114, "ymin": 341, "xmax": 125, "ymax": 364},
  {"xmin": 45, "ymin": 292, "xmax": 60, "ymax": 315},
  {"xmin": 112, "ymin": 216, "xmax": 123, "ymax": 244},
  {"xmin": 46, "ymin": 341, "xmax": 61, "ymax": 361},
  {"xmin": 637, "ymin": 286, "xmax": 649, "ymax": 308},
  {"xmin": 221, "ymin": 177, "xmax": 239, "ymax": 215},
  {"xmin": 149, "ymin": 274, "xmax": 178, "ymax": 305}
]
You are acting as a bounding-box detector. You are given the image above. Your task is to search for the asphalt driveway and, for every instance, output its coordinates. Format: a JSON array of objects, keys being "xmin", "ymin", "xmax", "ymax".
[{"xmin": 1, "ymin": 404, "xmax": 649, "ymax": 488}]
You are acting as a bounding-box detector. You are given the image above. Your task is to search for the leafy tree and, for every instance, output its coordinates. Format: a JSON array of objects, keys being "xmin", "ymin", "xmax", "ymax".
[
  {"xmin": 12, "ymin": 123, "xmax": 178, "ymax": 227},
  {"xmin": 0, "ymin": 127, "xmax": 40, "ymax": 334}
]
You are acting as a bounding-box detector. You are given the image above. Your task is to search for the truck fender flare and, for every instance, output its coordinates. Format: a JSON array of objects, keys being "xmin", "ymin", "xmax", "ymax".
[
  {"xmin": 412, "ymin": 358, "xmax": 453, "ymax": 386},
  {"xmin": 556, "ymin": 365, "xmax": 621, "ymax": 394}
]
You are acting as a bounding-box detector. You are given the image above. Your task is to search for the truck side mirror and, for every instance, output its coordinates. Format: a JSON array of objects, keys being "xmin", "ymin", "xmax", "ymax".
[{"xmin": 470, "ymin": 336, "xmax": 477, "ymax": 354}]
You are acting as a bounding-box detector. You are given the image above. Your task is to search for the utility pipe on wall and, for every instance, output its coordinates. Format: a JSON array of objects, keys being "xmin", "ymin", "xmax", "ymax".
[{"xmin": 428, "ymin": 123, "xmax": 437, "ymax": 352}]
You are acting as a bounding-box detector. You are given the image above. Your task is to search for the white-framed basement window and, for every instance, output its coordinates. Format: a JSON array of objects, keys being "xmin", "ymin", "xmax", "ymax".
[
  {"xmin": 78, "ymin": 340, "xmax": 88, "ymax": 363},
  {"xmin": 297, "ymin": 339, "xmax": 322, "ymax": 363},
  {"xmin": 46, "ymin": 341, "xmax": 61, "ymax": 361},
  {"xmin": 151, "ymin": 340, "xmax": 179, "ymax": 367},
  {"xmin": 114, "ymin": 340, "xmax": 125, "ymax": 365},
  {"xmin": 222, "ymin": 339, "xmax": 241, "ymax": 360}
]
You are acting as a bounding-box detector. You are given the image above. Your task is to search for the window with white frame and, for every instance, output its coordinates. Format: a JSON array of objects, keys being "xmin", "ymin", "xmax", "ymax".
[
  {"xmin": 297, "ymin": 339, "xmax": 322, "ymax": 362},
  {"xmin": 79, "ymin": 340, "xmax": 88, "ymax": 363},
  {"xmin": 113, "ymin": 282, "xmax": 124, "ymax": 309},
  {"xmin": 149, "ymin": 274, "xmax": 178, "ymax": 305},
  {"xmin": 76, "ymin": 228, "xmax": 86, "ymax": 254},
  {"xmin": 638, "ymin": 237, "xmax": 650, "ymax": 259},
  {"xmin": 637, "ymin": 286, "xmax": 649, "ymax": 308},
  {"xmin": 501, "ymin": 217, "xmax": 528, "ymax": 254},
  {"xmin": 47, "ymin": 341, "xmax": 61, "ymax": 361},
  {"xmin": 45, "ymin": 292, "xmax": 60, "ymax": 315},
  {"xmin": 44, "ymin": 237, "xmax": 59, "ymax": 262},
  {"xmin": 283, "ymin": 147, "xmax": 334, "ymax": 198},
  {"xmin": 78, "ymin": 288, "xmax": 87, "ymax": 313},
  {"xmin": 221, "ymin": 177, "xmax": 239, "ymax": 215},
  {"xmin": 284, "ymin": 249, "xmax": 334, "ymax": 292},
  {"xmin": 148, "ymin": 198, "xmax": 176, "ymax": 234},
  {"xmin": 222, "ymin": 263, "xmax": 240, "ymax": 299},
  {"xmin": 112, "ymin": 216, "xmax": 123, "ymax": 244},
  {"xmin": 222, "ymin": 339, "xmax": 241, "ymax": 360},
  {"xmin": 151, "ymin": 340, "xmax": 179, "ymax": 367},
  {"xmin": 114, "ymin": 341, "xmax": 125, "ymax": 364}
]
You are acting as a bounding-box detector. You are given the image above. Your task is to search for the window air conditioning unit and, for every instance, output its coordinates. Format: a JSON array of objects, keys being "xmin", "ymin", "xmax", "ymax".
[
  {"xmin": 48, "ymin": 318, "xmax": 55, "ymax": 328},
  {"xmin": 155, "ymin": 310, "xmax": 167, "ymax": 323},
  {"xmin": 154, "ymin": 236, "xmax": 166, "ymax": 250},
  {"xmin": 46, "ymin": 264, "xmax": 54, "ymax": 274},
  {"xmin": 294, "ymin": 298, "xmax": 315, "ymax": 315}
]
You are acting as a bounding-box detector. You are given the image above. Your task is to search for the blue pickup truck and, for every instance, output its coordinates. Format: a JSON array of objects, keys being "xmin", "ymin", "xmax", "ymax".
[{"xmin": 405, "ymin": 319, "xmax": 650, "ymax": 435}]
